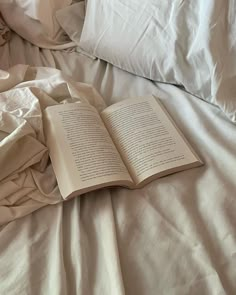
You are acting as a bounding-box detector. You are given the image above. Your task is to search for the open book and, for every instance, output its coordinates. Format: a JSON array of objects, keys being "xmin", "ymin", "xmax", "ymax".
[{"xmin": 44, "ymin": 96, "xmax": 203, "ymax": 199}]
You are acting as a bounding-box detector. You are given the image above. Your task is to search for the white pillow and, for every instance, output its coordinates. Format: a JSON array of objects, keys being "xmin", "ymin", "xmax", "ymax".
[{"xmin": 79, "ymin": 0, "xmax": 236, "ymax": 122}]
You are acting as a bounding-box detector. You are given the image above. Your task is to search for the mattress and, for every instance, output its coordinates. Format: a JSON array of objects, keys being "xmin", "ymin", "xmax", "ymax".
[{"xmin": 1, "ymin": 31, "xmax": 236, "ymax": 295}]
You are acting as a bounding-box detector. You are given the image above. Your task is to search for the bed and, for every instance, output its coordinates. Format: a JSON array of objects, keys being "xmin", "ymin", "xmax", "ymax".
[{"xmin": 0, "ymin": 1, "xmax": 236, "ymax": 294}]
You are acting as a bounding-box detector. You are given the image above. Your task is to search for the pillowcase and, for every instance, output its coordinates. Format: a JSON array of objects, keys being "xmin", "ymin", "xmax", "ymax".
[{"xmin": 79, "ymin": 0, "xmax": 236, "ymax": 122}]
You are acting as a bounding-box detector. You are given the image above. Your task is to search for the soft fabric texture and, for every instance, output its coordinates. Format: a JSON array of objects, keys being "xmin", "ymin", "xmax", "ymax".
[
  {"xmin": 0, "ymin": 14, "xmax": 11, "ymax": 46},
  {"xmin": 56, "ymin": 1, "xmax": 85, "ymax": 45},
  {"xmin": 1, "ymin": 33, "xmax": 236, "ymax": 294},
  {"xmin": 56, "ymin": 1, "xmax": 95, "ymax": 58},
  {"xmin": 0, "ymin": 64, "xmax": 105, "ymax": 225},
  {"xmin": 0, "ymin": 0, "xmax": 75, "ymax": 49},
  {"xmin": 79, "ymin": 0, "xmax": 236, "ymax": 122}
]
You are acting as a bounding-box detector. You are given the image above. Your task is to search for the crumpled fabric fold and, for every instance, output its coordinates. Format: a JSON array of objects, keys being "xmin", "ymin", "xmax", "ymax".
[
  {"xmin": 0, "ymin": 64, "xmax": 105, "ymax": 225},
  {"xmin": 0, "ymin": 14, "xmax": 11, "ymax": 46}
]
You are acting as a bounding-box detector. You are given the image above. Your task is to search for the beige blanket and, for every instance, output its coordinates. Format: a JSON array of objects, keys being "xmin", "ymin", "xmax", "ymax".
[
  {"xmin": 0, "ymin": 14, "xmax": 11, "ymax": 46},
  {"xmin": 0, "ymin": 64, "xmax": 105, "ymax": 225}
]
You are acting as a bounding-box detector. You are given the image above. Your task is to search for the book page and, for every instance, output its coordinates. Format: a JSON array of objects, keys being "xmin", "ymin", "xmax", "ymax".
[
  {"xmin": 44, "ymin": 103, "xmax": 133, "ymax": 199},
  {"xmin": 101, "ymin": 96, "xmax": 202, "ymax": 185}
]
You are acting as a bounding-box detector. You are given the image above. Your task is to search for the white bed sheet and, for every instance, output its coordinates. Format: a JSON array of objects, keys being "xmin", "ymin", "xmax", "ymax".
[{"xmin": 1, "ymin": 33, "xmax": 236, "ymax": 295}]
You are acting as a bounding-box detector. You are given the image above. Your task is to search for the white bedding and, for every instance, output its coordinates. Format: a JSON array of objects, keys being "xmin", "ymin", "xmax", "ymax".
[
  {"xmin": 79, "ymin": 0, "xmax": 236, "ymax": 122},
  {"xmin": 1, "ymin": 33, "xmax": 236, "ymax": 295}
]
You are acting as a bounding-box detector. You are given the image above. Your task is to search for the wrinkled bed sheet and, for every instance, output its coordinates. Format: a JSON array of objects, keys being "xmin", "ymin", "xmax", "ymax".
[{"xmin": 0, "ymin": 33, "xmax": 236, "ymax": 295}]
